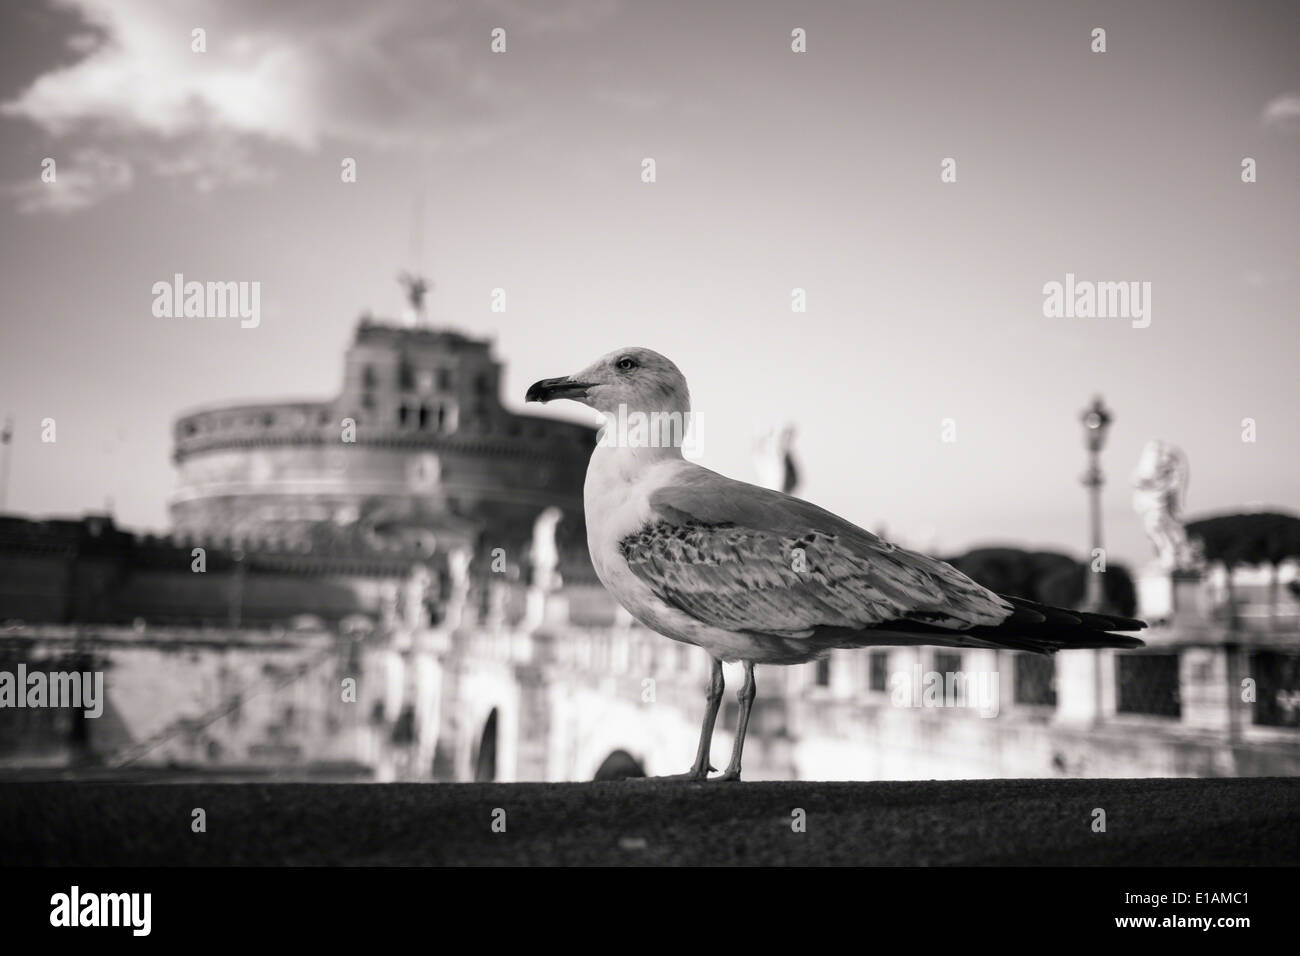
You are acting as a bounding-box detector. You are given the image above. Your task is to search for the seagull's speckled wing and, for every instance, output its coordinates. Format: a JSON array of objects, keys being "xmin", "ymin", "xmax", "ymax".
[{"xmin": 619, "ymin": 466, "xmax": 1014, "ymax": 639}]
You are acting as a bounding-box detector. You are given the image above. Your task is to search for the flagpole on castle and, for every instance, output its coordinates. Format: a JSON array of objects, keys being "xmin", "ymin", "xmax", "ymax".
[{"xmin": 400, "ymin": 185, "xmax": 432, "ymax": 328}]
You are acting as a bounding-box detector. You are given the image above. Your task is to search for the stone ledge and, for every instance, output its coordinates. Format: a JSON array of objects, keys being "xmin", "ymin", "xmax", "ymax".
[{"xmin": 0, "ymin": 777, "xmax": 1294, "ymax": 866}]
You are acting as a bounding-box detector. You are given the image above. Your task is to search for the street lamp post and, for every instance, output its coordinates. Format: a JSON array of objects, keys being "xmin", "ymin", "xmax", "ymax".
[{"xmin": 1080, "ymin": 396, "xmax": 1113, "ymax": 613}]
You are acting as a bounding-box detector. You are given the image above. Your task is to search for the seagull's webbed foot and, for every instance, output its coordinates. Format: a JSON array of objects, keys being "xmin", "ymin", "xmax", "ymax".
[
  {"xmin": 645, "ymin": 771, "xmax": 709, "ymax": 782},
  {"xmin": 634, "ymin": 763, "xmax": 716, "ymax": 783},
  {"xmin": 709, "ymin": 769, "xmax": 742, "ymax": 783}
]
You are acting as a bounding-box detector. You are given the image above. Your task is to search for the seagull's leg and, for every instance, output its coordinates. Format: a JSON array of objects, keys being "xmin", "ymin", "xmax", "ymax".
[
  {"xmin": 631, "ymin": 655, "xmax": 723, "ymax": 781},
  {"xmin": 714, "ymin": 661, "xmax": 755, "ymax": 782},
  {"xmin": 684, "ymin": 657, "xmax": 726, "ymax": 779}
]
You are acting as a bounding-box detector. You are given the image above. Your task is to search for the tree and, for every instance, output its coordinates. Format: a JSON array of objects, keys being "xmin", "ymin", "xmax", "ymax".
[
  {"xmin": 947, "ymin": 547, "xmax": 1137, "ymax": 618},
  {"xmin": 1186, "ymin": 511, "xmax": 1300, "ymax": 623}
]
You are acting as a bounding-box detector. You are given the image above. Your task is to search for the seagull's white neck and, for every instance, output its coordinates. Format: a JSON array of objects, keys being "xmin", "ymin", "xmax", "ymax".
[
  {"xmin": 591, "ymin": 441, "xmax": 682, "ymax": 479},
  {"xmin": 587, "ymin": 400, "xmax": 690, "ymax": 486},
  {"xmin": 585, "ymin": 432, "xmax": 686, "ymax": 558}
]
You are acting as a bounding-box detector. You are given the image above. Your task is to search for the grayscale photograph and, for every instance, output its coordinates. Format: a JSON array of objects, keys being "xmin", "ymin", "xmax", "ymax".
[{"xmin": 0, "ymin": 0, "xmax": 1296, "ymax": 932}]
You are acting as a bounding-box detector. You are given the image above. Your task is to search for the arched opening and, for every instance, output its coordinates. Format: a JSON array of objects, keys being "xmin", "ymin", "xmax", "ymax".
[
  {"xmin": 593, "ymin": 749, "xmax": 645, "ymax": 781},
  {"xmin": 473, "ymin": 708, "xmax": 498, "ymax": 782}
]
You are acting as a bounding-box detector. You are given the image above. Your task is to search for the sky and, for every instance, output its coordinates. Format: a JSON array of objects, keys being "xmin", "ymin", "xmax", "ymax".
[{"xmin": 0, "ymin": 0, "xmax": 1296, "ymax": 569}]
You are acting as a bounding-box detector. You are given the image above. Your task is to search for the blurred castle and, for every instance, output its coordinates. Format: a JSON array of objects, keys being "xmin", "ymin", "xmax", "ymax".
[
  {"xmin": 169, "ymin": 311, "xmax": 597, "ymax": 605},
  {"xmin": 1, "ymin": 282, "xmax": 1298, "ymax": 780}
]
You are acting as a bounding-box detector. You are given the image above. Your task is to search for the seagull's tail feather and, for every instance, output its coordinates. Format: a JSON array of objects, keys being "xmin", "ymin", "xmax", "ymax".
[{"xmin": 816, "ymin": 594, "xmax": 1146, "ymax": 655}]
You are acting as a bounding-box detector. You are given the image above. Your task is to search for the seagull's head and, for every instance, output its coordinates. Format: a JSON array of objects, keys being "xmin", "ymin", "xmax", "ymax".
[{"xmin": 526, "ymin": 347, "xmax": 690, "ymax": 416}]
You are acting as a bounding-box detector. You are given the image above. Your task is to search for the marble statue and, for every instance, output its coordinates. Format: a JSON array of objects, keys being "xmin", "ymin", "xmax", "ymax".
[
  {"xmin": 530, "ymin": 507, "xmax": 563, "ymax": 591},
  {"xmin": 1132, "ymin": 440, "xmax": 1196, "ymax": 571},
  {"xmin": 443, "ymin": 545, "xmax": 473, "ymax": 630},
  {"xmin": 753, "ymin": 422, "xmax": 800, "ymax": 495},
  {"xmin": 398, "ymin": 272, "xmax": 430, "ymax": 327},
  {"xmin": 447, "ymin": 546, "xmax": 472, "ymax": 596},
  {"xmin": 401, "ymin": 563, "xmax": 433, "ymax": 630}
]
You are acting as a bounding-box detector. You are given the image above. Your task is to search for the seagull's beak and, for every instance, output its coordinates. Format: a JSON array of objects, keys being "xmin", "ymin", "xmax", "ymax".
[{"xmin": 525, "ymin": 376, "xmax": 593, "ymax": 404}]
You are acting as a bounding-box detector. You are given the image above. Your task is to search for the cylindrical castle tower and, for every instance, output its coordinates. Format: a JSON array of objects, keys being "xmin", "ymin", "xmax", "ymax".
[{"xmin": 170, "ymin": 305, "xmax": 596, "ymax": 582}]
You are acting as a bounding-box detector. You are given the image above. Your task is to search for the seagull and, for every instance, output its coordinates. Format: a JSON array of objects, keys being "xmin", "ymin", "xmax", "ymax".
[{"xmin": 526, "ymin": 347, "xmax": 1146, "ymax": 781}]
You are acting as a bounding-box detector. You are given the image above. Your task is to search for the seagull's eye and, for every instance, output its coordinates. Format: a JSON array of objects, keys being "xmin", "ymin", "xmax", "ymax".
[{"xmin": 616, "ymin": 357, "xmax": 637, "ymax": 371}]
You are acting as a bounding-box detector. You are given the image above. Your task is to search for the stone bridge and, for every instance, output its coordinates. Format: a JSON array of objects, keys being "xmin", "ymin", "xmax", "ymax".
[
  {"xmin": 0, "ymin": 608, "xmax": 778, "ymax": 782},
  {"xmin": 4, "ymin": 568, "xmax": 1299, "ymax": 780},
  {"xmin": 384, "ymin": 613, "xmax": 790, "ymax": 783}
]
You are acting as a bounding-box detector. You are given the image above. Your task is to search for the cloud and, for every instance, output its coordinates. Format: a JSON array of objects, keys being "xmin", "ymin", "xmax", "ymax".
[
  {"xmin": 4, "ymin": 0, "xmax": 463, "ymax": 149},
  {"xmin": 1, "ymin": 0, "xmax": 622, "ymax": 210},
  {"xmin": 141, "ymin": 132, "xmax": 273, "ymax": 193},
  {"xmin": 1261, "ymin": 93, "xmax": 1300, "ymax": 130},
  {"xmin": 7, "ymin": 147, "xmax": 133, "ymax": 214}
]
